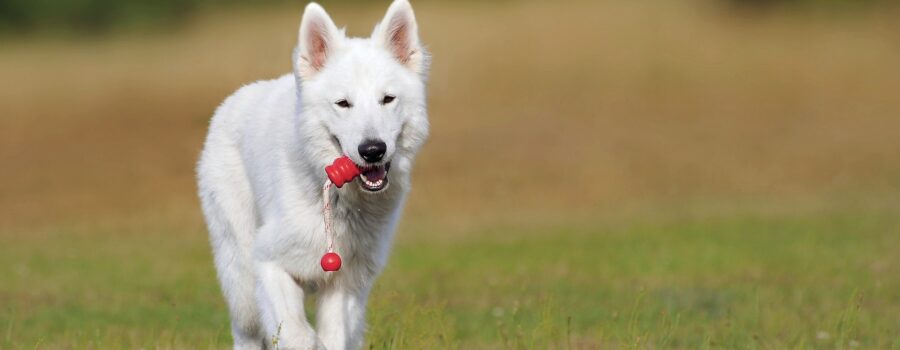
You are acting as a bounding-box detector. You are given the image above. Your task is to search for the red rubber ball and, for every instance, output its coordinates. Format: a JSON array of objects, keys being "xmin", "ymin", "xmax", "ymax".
[{"xmin": 320, "ymin": 252, "xmax": 342, "ymax": 271}]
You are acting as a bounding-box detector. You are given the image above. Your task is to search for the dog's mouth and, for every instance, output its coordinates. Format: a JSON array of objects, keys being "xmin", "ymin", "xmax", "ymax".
[{"xmin": 358, "ymin": 162, "xmax": 390, "ymax": 192}]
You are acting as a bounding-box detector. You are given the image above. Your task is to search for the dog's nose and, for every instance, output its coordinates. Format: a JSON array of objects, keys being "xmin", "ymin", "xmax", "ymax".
[{"xmin": 358, "ymin": 139, "xmax": 387, "ymax": 163}]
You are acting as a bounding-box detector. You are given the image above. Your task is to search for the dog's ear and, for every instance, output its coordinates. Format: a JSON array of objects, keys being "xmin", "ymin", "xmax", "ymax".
[
  {"xmin": 372, "ymin": 0, "xmax": 427, "ymax": 75},
  {"xmin": 296, "ymin": 3, "xmax": 342, "ymax": 80}
]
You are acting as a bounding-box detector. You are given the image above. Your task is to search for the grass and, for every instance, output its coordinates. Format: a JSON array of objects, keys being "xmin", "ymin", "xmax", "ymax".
[
  {"xmin": 1, "ymin": 209, "xmax": 898, "ymax": 348},
  {"xmin": 342, "ymin": 211, "xmax": 900, "ymax": 349}
]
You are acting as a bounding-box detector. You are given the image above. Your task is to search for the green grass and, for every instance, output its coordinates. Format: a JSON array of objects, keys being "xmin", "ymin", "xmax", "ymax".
[{"xmin": 2, "ymin": 210, "xmax": 899, "ymax": 349}]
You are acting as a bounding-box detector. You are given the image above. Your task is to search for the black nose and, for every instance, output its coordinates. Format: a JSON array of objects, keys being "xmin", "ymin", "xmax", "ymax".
[{"xmin": 358, "ymin": 139, "xmax": 387, "ymax": 163}]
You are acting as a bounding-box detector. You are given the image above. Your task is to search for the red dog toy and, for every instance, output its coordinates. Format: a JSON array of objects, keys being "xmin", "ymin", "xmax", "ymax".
[
  {"xmin": 320, "ymin": 252, "xmax": 342, "ymax": 272},
  {"xmin": 325, "ymin": 156, "xmax": 360, "ymax": 188},
  {"xmin": 319, "ymin": 156, "xmax": 362, "ymax": 272}
]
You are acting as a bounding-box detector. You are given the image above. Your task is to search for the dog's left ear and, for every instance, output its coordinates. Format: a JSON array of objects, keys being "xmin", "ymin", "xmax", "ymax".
[{"xmin": 372, "ymin": 0, "xmax": 427, "ymax": 75}]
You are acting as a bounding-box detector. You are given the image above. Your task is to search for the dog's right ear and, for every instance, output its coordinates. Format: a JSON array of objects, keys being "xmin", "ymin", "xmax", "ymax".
[{"xmin": 295, "ymin": 3, "xmax": 342, "ymax": 80}]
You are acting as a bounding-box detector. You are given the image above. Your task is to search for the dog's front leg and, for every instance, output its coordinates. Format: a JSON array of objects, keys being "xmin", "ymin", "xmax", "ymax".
[
  {"xmin": 256, "ymin": 261, "xmax": 322, "ymax": 349},
  {"xmin": 316, "ymin": 283, "xmax": 369, "ymax": 350}
]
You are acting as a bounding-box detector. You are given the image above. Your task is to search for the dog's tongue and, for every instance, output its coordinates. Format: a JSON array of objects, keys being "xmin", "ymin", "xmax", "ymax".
[{"xmin": 362, "ymin": 166, "xmax": 387, "ymax": 182}]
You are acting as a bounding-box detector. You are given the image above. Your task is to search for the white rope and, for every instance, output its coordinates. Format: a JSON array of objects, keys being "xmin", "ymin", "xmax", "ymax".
[{"xmin": 322, "ymin": 181, "xmax": 335, "ymax": 253}]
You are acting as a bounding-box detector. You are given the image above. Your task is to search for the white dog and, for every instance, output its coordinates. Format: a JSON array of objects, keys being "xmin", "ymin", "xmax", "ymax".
[{"xmin": 196, "ymin": 1, "xmax": 429, "ymax": 348}]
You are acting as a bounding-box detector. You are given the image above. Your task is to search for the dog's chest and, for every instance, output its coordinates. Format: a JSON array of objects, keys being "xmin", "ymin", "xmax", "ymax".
[{"xmin": 281, "ymin": 191, "xmax": 402, "ymax": 283}]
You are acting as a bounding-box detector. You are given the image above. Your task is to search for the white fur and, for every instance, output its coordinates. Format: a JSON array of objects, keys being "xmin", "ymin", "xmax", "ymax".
[{"xmin": 196, "ymin": 1, "xmax": 428, "ymax": 349}]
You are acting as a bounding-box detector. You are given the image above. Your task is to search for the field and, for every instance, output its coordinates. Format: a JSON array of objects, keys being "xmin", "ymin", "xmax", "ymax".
[
  {"xmin": 2, "ymin": 0, "xmax": 900, "ymax": 348},
  {"xmin": 3, "ymin": 211, "xmax": 900, "ymax": 348}
]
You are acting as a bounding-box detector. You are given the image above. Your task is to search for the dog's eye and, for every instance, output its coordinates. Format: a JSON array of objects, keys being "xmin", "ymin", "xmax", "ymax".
[
  {"xmin": 381, "ymin": 95, "xmax": 396, "ymax": 105},
  {"xmin": 335, "ymin": 99, "xmax": 352, "ymax": 108}
]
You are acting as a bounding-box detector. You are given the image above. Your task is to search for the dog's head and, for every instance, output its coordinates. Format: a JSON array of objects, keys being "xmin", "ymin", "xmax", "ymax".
[{"xmin": 294, "ymin": 0, "xmax": 429, "ymax": 193}]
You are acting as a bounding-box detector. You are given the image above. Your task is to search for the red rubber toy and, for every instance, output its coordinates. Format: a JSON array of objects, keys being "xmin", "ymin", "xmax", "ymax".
[
  {"xmin": 320, "ymin": 252, "xmax": 342, "ymax": 271},
  {"xmin": 325, "ymin": 156, "xmax": 360, "ymax": 188}
]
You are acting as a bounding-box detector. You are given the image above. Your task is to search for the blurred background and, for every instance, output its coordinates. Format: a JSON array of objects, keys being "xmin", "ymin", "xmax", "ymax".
[{"xmin": 1, "ymin": 0, "xmax": 899, "ymax": 348}]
